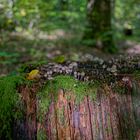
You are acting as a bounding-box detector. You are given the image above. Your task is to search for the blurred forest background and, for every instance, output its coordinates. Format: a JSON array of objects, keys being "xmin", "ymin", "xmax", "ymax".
[{"xmin": 0, "ymin": 0, "xmax": 140, "ymax": 76}]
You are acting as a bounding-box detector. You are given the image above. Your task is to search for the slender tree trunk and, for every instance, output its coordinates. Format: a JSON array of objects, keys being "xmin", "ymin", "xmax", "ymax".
[
  {"xmin": 84, "ymin": 0, "xmax": 115, "ymax": 52},
  {"xmin": 59, "ymin": 0, "xmax": 68, "ymax": 11}
]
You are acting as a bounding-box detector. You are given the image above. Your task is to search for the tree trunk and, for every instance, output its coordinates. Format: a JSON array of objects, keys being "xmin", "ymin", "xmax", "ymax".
[
  {"xmin": 59, "ymin": 0, "xmax": 68, "ymax": 11},
  {"xmin": 84, "ymin": 0, "xmax": 115, "ymax": 52}
]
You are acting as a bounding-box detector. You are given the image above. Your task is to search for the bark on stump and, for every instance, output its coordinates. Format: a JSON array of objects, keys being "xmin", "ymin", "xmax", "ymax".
[{"xmin": 17, "ymin": 77, "xmax": 140, "ymax": 140}]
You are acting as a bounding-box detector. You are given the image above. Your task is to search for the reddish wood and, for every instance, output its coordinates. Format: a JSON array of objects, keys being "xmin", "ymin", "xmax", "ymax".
[
  {"xmin": 18, "ymin": 82, "xmax": 140, "ymax": 140},
  {"xmin": 44, "ymin": 85, "xmax": 140, "ymax": 140},
  {"xmin": 18, "ymin": 85, "xmax": 39, "ymax": 140}
]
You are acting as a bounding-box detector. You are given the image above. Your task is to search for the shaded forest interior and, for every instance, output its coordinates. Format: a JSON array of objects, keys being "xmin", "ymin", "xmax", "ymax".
[
  {"xmin": 0, "ymin": 0, "xmax": 140, "ymax": 76},
  {"xmin": 0, "ymin": 0, "xmax": 140, "ymax": 140}
]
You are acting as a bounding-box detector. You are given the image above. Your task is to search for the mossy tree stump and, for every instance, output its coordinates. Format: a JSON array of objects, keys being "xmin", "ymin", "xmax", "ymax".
[
  {"xmin": 17, "ymin": 76, "xmax": 140, "ymax": 140},
  {"xmin": 0, "ymin": 57, "xmax": 140, "ymax": 140}
]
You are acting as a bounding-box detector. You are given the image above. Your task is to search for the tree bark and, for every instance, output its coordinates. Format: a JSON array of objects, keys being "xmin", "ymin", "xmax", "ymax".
[
  {"xmin": 14, "ymin": 78, "xmax": 140, "ymax": 140},
  {"xmin": 84, "ymin": 0, "xmax": 114, "ymax": 52},
  {"xmin": 44, "ymin": 85, "xmax": 140, "ymax": 140}
]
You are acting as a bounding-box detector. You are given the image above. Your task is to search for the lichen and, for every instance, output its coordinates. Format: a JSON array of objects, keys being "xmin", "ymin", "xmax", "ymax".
[{"xmin": 0, "ymin": 75, "xmax": 25, "ymax": 139}]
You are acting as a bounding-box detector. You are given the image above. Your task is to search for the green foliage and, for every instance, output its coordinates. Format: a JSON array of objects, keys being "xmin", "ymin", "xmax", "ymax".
[
  {"xmin": 114, "ymin": 0, "xmax": 140, "ymax": 40},
  {"xmin": 0, "ymin": 51, "xmax": 19, "ymax": 64},
  {"xmin": 103, "ymin": 44, "xmax": 118, "ymax": 54},
  {"xmin": 0, "ymin": 75, "xmax": 24, "ymax": 139},
  {"xmin": 0, "ymin": 0, "xmax": 140, "ymax": 62},
  {"xmin": 0, "ymin": 0, "xmax": 86, "ymax": 31},
  {"xmin": 53, "ymin": 55, "xmax": 65, "ymax": 63}
]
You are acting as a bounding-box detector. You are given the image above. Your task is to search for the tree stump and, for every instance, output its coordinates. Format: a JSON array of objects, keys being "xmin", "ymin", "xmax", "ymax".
[
  {"xmin": 0, "ymin": 56, "xmax": 140, "ymax": 140},
  {"xmin": 18, "ymin": 76, "xmax": 140, "ymax": 140}
]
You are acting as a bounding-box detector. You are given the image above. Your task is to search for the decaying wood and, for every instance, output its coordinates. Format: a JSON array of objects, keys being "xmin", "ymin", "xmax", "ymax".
[
  {"xmin": 38, "ymin": 55, "xmax": 140, "ymax": 82},
  {"xmin": 13, "ymin": 56, "xmax": 140, "ymax": 140},
  {"xmin": 16, "ymin": 80, "xmax": 140, "ymax": 140},
  {"xmin": 14, "ymin": 84, "xmax": 40, "ymax": 140},
  {"xmin": 44, "ymin": 85, "xmax": 140, "ymax": 140}
]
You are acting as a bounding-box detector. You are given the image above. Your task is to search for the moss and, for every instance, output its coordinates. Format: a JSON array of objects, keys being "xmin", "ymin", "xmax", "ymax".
[
  {"xmin": 113, "ymin": 84, "xmax": 126, "ymax": 94},
  {"xmin": 37, "ymin": 75, "xmax": 98, "ymax": 123},
  {"xmin": 37, "ymin": 129, "xmax": 47, "ymax": 140},
  {"xmin": 18, "ymin": 60, "xmax": 47, "ymax": 73},
  {"xmin": 133, "ymin": 70, "xmax": 140, "ymax": 81},
  {"xmin": 0, "ymin": 75, "xmax": 25, "ymax": 139}
]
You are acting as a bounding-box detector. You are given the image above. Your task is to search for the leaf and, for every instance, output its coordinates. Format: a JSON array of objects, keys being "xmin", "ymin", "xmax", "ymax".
[
  {"xmin": 27, "ymin": 69, "xmax": 40, "ymax": 80},
  {"xmin": 20, "ymin": 9, "xmax": 26, "ymax": 16},
  {"xmin": 53, "ymin": 55, "xmax": 65, "ymax": 63}
]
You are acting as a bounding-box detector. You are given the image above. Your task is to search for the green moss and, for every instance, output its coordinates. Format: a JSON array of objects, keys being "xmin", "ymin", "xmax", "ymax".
[
  {"xmin": 37, "ymin": 75, "xmax": 98, "ymax": 123},
  {"xmin": 18, "ymin": 60, "xmax": 47, "ymax": 73},
  {"xmin": 113, "ymin": 84, "xmax": 126, "ymax": 94},
  {"xmin": 0, "ymin": 75, "xmax": 25, "ymax": 139},
  {"xmin": 37, "ymin": 129, "xmax": 47, "ymax": 140},
  {"xmin": 133, "ymin": 70, "xmax": 140, "ymax": 80}
]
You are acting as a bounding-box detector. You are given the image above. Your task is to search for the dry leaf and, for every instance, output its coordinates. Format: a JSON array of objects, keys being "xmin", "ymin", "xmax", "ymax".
[{"xmin": 27, "ymin": 69, "xmax": 40, "ymax": 80}]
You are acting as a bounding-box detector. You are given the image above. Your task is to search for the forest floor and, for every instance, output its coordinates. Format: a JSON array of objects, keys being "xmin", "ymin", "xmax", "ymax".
[{"xmin": 0, "ymin": 29, "xmax": 140, "ymax": 76}]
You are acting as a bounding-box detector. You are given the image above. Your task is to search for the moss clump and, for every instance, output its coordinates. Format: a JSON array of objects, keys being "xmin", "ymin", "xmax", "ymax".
[
  {"xmin": 112, "ymin": 81, "xmax": 126, "ymax": 95},
  {"xmin": 18, "ymin": 60, "xmax": 47, "ymax": 73},
  {"xmin": 133, "ymin": 70, "xmax": 140, "ymax": 81},
  {"xmin": 0, "ymin": 75, "xmax": 24, "ymax": 140},
  {"xmin": 37, "ymin": 129, "xmax": 47, "ymax": 140},
  {"xmin": 37, "ymin": 75, "xmax": 98, "ymax": 123}
]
